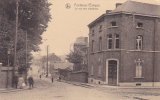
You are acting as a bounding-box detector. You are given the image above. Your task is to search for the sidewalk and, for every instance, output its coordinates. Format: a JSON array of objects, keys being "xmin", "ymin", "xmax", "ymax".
[{"xmin": 64, "ymin": 81, "xmax": 160, "ymax": 89}]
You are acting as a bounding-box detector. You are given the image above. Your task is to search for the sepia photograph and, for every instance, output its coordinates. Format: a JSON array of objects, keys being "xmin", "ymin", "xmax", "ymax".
[{"xmin": 1, "ymin": 0, "xmax": 160, "ymax": 100}]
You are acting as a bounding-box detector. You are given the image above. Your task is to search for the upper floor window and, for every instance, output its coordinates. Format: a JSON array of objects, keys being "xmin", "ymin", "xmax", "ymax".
[
  {"xmin": 115, "ymin": 34, "xmax": 120, "ymax": 49},
  {"xmin": 107, "ymin": 34, "xmax": 112, "ymax": 49},
  {"xmin": 91, "ymin": 30, "xmax": 94, "ymax": 36},
  {"xmin": 99, "ymin": 37, "xmax": 102, "ymax": 51},
  {"xmin": 99, "ymin": 25, "xmax": 102, "ymax": 32},
  {"xmin": 111, "ymin": 21, "xmax": 117, "ymax": 27},
  {"xmin": 136, "ymin": 35, "xmax": 143, "ymax": 50},
  {"xmin": 137, "ymin": 22, "xmax": 143, "ymax": 28},
  {"xmin": 91, "ymin": 40, "xmax": 94, "ymax": 52}
]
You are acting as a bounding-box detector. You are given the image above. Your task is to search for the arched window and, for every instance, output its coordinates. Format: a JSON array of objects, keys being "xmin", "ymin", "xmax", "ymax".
[
  {"xmin": 115, "ymin": 34, "xmax": 120, "ymax": 49},
  {"xmin": 99, "ymin": 37, "xmax": 102, "ymax": 51},
  {"xmin": 107, "ymin": 34, "xmax": 112, "ymax": 49},
  {"xmin": 136, "ymin": 35, "xmax": 143, "ymax": 50}
]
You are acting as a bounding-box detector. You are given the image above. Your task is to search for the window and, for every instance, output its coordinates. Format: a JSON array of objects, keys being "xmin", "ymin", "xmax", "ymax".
[
  {"xmin": 98, "ymin": 58, "xmax": 102, "ymax": 76},
  {"xmin": 91, "ymin": 65, "xmax": 94, "ymax": 75},
  {"xmin": 115, "ymin": 34, "xmax": 120, "ymax": 49},
  {"xmin": 136, "ymin": 35, "xmax": 143, "ymax": 50},
  {"xmin": 135, "ymin": 59, "xmax": 143, "ymax": 78},
  {"xmin": 92, "ymin": 30, "xmax": 94, "ymax": 36},
  {"xmin": 137, "ymin": 22, "xmax": 143, "ymax": 28},
  {"xmin": 98, "ymin": 65, "xmax": 102, "ymax": 77},
  {"xmin": 91, "ymin": 40, "xmax": 94, "ymax": 52},
  {"xmin": 111, "ymin": 21, "xmax": 117, "ymax": 27},
  {"xmin": 99, "ymin": 25, "xmax": 102, "ymax": 32},
  {"xmin": 99, "ymin": 37, "xmax": 102, "ymax": 51},
  {"xmin": 107, "ymin": 34, "xmax": 112, "ymax": 49}
]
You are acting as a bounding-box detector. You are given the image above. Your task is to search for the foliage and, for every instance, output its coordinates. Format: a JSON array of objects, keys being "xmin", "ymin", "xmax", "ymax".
[
  {"xmin": 40, "ymin": 53, "xmax": 61, "ymax": 63},
  {"xmin": 66, "ymin": 50, "xmax": 83, "ymax": 64},
  {"xmin": 0, "ymin": 0, "xmax": 51, "ymax": 73}
]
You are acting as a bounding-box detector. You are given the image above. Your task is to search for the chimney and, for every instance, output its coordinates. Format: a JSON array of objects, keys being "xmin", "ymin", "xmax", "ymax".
[
  {"xmin": 106, "ymin": 10, "xmax": 112, "ymax": 14},
  {"xmin": 116, "ymin": 3, "xmax": 122, "ymax": 8}
]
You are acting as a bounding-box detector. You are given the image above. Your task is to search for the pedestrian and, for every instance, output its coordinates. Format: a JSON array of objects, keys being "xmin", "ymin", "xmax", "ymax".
[
  {"xmin": 51, "ymin": 77, "xmax": 54, "ymax": 83},
  {"xmin": 39, "ymin": 74, "xmax": 41, "ymax": 79},
  {"xmin": 13, "ymin": 75, "xmax": 18, "ymax": 89},
  {"xmin": 58, "ymin": 76, "xmax": 61, "ymax": 82},
  {"xmin": 28, "ymin": 76, "xmax": 34, "ymax": 89}
]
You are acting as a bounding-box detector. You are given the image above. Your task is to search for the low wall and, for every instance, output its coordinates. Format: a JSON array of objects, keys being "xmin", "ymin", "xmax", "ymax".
[
  {"xmin": 0, "ymin": 66, "xmax": 13, "ymax": 88},
  {"xmin": 70, "ymin": 71, "xmax": 88, "ymax": 83}
]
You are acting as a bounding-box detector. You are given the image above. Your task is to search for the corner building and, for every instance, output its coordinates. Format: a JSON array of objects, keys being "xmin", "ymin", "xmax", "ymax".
[{"xmin": 88, "ymin": 1, "xmax": 160, "ymax": 86}]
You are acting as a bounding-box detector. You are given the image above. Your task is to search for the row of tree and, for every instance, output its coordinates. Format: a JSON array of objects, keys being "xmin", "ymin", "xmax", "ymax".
[{"xmin": 0, "ymin": 0, "xmax": 51, "ymax": 73}]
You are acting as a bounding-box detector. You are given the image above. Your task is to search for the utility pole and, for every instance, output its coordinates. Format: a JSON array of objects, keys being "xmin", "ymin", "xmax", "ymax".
[
  {"xmin": 12, "ymin": 0, "xmax": 19, "ymax": 87},
  {"xmin": 46, "ymin": 45, "xmax": 49, "ymax": 77},
  {"xmin": 25, "ymin": 31, "xmax": 28, "ymax": 83},
  {"xmin": 6, "ymin": 49, "xmax": 11, "ymax": 88},
  {"xmin": 25, "ymin": 32, "xmax": 28, "ymax": 69}
]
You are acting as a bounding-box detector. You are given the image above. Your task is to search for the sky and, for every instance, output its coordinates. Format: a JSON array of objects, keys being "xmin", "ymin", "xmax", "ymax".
[{"xmin": 35, "ymin": 0, "xmax": 160, "ymax": 57}]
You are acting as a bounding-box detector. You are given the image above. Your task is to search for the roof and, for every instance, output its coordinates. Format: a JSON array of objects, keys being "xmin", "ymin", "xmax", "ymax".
[
  {"xmin": 112, "ymin": 0, "xmax": 160, "ymax": 17},
  {"xmin": 88, "ymin": 0, "xmax": 160, "ymax": 27}
]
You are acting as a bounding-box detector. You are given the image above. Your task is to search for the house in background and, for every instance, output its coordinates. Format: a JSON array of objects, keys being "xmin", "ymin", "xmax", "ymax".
[
  {"xmin": 70, "ymin": 37, "xmax": 88, "ymax": 83},
  {"xmin": 88, "ymin": 0, "xmax": 160, "ymax": 86},
  {"xmin": 73, "ymin": 37, "xmax": 88, "ymax": 71}
]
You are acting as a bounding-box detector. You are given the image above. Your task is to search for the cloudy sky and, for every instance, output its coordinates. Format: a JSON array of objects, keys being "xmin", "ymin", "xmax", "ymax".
[{"xmin": 36, "ymin": 0, "xmax": 160, "ymax": 56}]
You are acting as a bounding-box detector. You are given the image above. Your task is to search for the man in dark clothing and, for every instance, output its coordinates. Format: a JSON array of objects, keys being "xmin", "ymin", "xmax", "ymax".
[
  {"xmin": 28, "ymin": 77, "xmax": 34, "ymax": 89},
  {"xmin": 13, "ymin": 75, "xmax": 18, "ymax": 88},
  {"xmin": 51, "ymin": 77, "xmax": 54, "ymax": 83}
]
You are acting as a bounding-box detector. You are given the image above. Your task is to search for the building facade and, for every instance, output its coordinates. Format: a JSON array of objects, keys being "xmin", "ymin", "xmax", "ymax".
[{"xmin": 88, "ymin": 1, "xmax": 160, "ymax": 86}]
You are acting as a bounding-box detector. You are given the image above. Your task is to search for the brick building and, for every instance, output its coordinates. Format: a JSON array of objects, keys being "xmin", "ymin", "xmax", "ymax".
[{"xmin": 88, "ymin": 1, "xmax": 160, "ymax": 86}]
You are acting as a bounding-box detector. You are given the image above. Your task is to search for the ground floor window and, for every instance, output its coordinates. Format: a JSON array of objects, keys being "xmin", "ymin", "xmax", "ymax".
[
  {"xmin": 91, "ymin": 65, "xmax": 94, "ymax": 75},
  {"xmin": 135, "ymin": 59, "xmax": 143, "ymax": 78}
]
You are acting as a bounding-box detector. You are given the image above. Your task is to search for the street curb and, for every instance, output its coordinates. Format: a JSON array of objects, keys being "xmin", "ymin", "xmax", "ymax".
[
  {"xmin": 62, "ymin": 81, "xmax": 160, "ymax": 89},
  {"xmin": 63, "ymin": 81, "xmax": 94, "ymax": 88}
]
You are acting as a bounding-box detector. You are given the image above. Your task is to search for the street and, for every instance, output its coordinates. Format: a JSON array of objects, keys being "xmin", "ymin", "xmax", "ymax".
[{"xmin": 0, "ymin": 78, "xmax": 160, "ymax": 100}]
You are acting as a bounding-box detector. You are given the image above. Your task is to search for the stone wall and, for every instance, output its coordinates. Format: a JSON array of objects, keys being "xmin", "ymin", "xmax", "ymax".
[
  {"xmin": 70, "ymin": 71, "xmax": 88, "ymax": 83},
  {"xmin": 0, "ymin": 64, "xmax": 13, "ymax": 88}
]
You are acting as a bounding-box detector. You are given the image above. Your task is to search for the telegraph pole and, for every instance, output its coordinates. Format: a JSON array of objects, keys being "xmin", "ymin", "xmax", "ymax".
[
  {"xmin": 46, "ymin": 45, "xmax": 49, "ymax": 77},
  {"xmin": 25, "ymin": 32, "xmax": 28, "ymax": 69},
  {"xmin": 12, "ymin": 0, "xmax": 19, "ymax": 87}
]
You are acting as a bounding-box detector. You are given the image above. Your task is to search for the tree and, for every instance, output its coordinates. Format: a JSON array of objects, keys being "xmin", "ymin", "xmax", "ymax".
[
  {"xmin": 0, "ymin": 0, "xmax": 51, "ymax": 73},
  {"xmin": 66, "ymin": 50, "xmax": 83, "ymax": 71}
]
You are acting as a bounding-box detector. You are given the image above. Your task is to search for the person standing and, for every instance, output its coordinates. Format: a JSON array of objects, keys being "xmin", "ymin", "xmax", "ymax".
[
  {"xmin": 51, "ymin": 76, "xmax": 54, "ymax": 83},
  {"xmin": 28, "ymin": 76, "xmax": 34, "ymax": 89},
  {"xmin": 13, "ymin": 75, "xmax": 18, "ymax": 88},
  {"xmin": 27, "ymin": 67, "xmax": 34, "ymax": 89}
]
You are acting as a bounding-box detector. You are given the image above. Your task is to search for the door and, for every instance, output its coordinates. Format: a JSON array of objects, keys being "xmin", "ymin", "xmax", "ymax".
[{"xmin": 108, "ymin": 60, "xmax": 117, "ymax": 85}]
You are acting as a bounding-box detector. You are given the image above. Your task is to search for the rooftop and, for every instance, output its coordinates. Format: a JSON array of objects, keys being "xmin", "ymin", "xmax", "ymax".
[
  {"xmin": 112, "ymin": 0, "xmax": 160, "ymax": 17},
  {"xmin": 88, "ymin": 0, "xmax": 160, "ymax": 27}
]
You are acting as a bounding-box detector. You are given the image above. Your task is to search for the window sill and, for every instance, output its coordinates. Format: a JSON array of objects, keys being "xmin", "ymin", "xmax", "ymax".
[
  {"xmin": 108, "ymin": 26, "xmax": 118, "ymax": 29},
  {"xmin": 135, "ymin": 49, "xmax": 143, "ymax": 51},
  {"xmin": 134, "ymin": 77, "xmax": 144, "ymax": 79},
  {"xmin": 136, "ymin": 27, "xmax": 144, "ymax": 29}
]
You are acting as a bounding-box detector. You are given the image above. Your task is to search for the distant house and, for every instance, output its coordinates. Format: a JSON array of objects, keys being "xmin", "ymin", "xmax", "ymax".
[
  {"xmin": 68, "ymin": 37, "xmax": 88, "ymax": 83},
  {"xmin": 73, "ymin": 37, "xmax": 88, "ymax": 71},
  {"xmin": 88, "ymin": 1, "xmax": 160, "ymax": 86}
]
